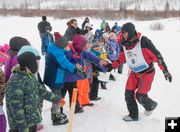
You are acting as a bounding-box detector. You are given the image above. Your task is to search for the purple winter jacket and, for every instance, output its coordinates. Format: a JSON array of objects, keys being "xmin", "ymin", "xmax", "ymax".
[
  {"xmin": 4, "ymin": 55, "xmax": 18, "ymax": 82},
  {"xmin": 64, "ymin": 50, "xmax": 106, "ymax": 83}
]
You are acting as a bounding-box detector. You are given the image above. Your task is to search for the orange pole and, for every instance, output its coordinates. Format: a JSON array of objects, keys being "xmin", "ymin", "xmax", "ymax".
[{"xmin": 67, "ymin": 88, "xmax": 78, "ymax": 132}]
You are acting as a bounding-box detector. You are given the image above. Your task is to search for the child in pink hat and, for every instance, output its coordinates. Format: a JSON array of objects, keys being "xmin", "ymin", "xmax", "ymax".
[{"xmin": 0, "ymin": 44, "xmax": 9, "ymax": 132}]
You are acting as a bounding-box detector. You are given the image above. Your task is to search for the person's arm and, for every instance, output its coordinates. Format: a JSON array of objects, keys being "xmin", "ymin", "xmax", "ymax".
[
  {"xmin": 38, "ymin": 83, "xmax": 61, "ymax": 103},
  {"xmin": 0, "ymin": 70, "xmax": 5, "ymax": 105},
  {"xmin": 142, "ymin": 36, "xmax": 172, "ymax": 82},
  {"xmin": 83, "ymin": 51, "xmax": 106, "ymax": 72},
  {"xmin": 141, "ymin": 36, "xmax": 168, "ymax": 71},
  {"xmin": 111, "ymin": 50, "xmax": 126, "ymax": 69},
  {"xmin": 54, "ymin": 51, "xmax": 76, "ymax": 73}
]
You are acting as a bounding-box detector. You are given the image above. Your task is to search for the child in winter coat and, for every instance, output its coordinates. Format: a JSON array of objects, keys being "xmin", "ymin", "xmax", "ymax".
[
  {"xmin": 0, "ymin": 44, "xmax": 9, "ymax": 132},
  {"xmin": 43, "ymin": 32, "xmax": 83, "ymax": 125},
  {"xmin": 107, "ymin": 32, "xmax": 120, "ymax": 62},
  {"xmin": 41, "ymin": 26, "xmax": 54, "ymax": 55},
  {"xmin": 94, "ymin": 29, "xmax": 102, "ymax": 42},
  {"xmin": 83, "ymin": 23, "xmax": 94, "ymax": 44},
  {"xmin": 6, "ymin": 47, "xmax": 65, "ymax": 132},
  {"xmin": 107, "ymin": 22, "xmax": 172, "ymax": 121},
  {"xmin": 89, "ymin": 39, "xmax": 103, "ymax": 101},
  {"xmin": 63, "ymin": 35, "xmax": 107, "ymax": 113},
  {"xmin": 4, "ymin": 36, "xmax": 30, "ymax": 82}
]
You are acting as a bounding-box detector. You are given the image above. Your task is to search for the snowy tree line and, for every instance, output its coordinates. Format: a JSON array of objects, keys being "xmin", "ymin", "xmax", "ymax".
[{"xmin": 0, "ymin": 0, "xmax": 180, "ymax": 11}]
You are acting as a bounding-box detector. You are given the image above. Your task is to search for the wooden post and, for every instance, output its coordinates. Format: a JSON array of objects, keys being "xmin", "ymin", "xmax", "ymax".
[{"xmin": 67, "ymin": 88, "xmax": 78, "ymax": 132}]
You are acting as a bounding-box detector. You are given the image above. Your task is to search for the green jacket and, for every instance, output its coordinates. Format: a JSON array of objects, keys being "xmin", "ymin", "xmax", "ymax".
[{"xmin": 6, "ymin": 66, "xmax": 61, "ymax": 131}]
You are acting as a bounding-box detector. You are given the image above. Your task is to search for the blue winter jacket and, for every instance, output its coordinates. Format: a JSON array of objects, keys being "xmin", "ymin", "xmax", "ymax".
[
  {"xmin": 42, "ymin": 33, "xmax": 54, "ymax": 54},
  {"xmin": 64, "ymin": 49, "xmax": 106, "ymax": 82},
  {"xmin": 43, "ymin": 43, "xmax": 76, "ymax": 89},
  {"xmin": 107, "ymin": 39, "xmax": 120, "ymax": 61}
]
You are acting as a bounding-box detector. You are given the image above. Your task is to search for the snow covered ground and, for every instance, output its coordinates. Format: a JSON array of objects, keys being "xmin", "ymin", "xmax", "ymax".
[{"xmin": 0, "ymin": 16, "xmax": 180, "ymax": 132}]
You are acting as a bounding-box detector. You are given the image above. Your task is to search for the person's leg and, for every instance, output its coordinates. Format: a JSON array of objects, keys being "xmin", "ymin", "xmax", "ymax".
[
  {"xmin": 123, "ymin": 71, "xmax": 139, "ymax": 121},
  {"xmin": 0, "ymin": 114, "xmax": 6, "ymax": 132},
  {"xmin": 81, "ymin": 78, "xmax": 93, "ymax": 106},
  {"xmin": 51, "ymin": 88, "xmax": 68, "ymax": 125},
  {"xmin": 29, "ymin": 125, "xmax": 37, "ymax": 132},
  {"xmin": 136, "ymin": 70, "xmax": 157, "ymax": 115},
  {"xmin": 89, "ymin": 77, "xmax": 100, "ymax": 100},
  {"xmin": 76, "ymin": 80, "xmax": 84, "ymax": 107},
  {"xmin": 67, "ymin": 82, "xmax": 84, "ymax": 113}
]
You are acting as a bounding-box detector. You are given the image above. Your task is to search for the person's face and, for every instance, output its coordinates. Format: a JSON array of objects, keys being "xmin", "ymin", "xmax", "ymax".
[
  {"xmin": 99, "ymin": 41, "xmax": 105, "ymax": 46},
  {"xmin": 86, "ymin": 27, "xmax": 91, "ymax": 31},
  {"xmin": 71, "ymin": 21, "xmax": 78, "ymax": 29},
  {"xmin": 47, "ymin": 29, "xmax": 51, "ymax": 33},
  {"xmin": 122, "ymin": 31, "xmax": 128, "ymax": 41},
  {"xmin": 104, "ymin": 37, "xmax": 109, "ymax": 42}
]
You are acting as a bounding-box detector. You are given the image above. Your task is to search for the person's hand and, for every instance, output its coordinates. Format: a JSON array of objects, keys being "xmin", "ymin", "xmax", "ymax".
[
  {"xmin": 59, "ymin": 98, "xmax": 65, "ymax": 107},
  {"xmin": 76, "ymin": 63, "xmax": 82, "ymax": 69},
  {"xmin": 163, "ymin": 70, "xmax": 172, "ymax": 82},
  {"xmin": 76, "ymin": 67, "xmax": 87, "ymax": 78},
  {"xmin": 99, "ymin": 60, "xmax": 107, "ymax": 66},
  {"xmin": 106, "ymin": 63, "xmax": 113, "ymax": 72}
]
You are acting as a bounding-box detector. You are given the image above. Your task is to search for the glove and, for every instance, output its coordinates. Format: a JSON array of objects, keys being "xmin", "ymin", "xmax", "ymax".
[
  {"xmin": 163, "ymin": 70, "xmax": 172, "ymax": 82},
  {"xmin": 76, "ymin": 68, "xmax": 87, "ymax": 78},
  {"xmin": 106, "ymin": 63, "xmax": 113, "ymax": 72},
  {"xmin": 59, "ymin": 98, "xmax": 65, "ymax": 107}
]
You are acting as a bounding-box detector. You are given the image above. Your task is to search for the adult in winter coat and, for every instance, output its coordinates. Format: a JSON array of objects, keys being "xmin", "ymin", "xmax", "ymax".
[
  {"xmin": 41, "ymin": 26, "xmax": 54, "ymax": 55},
  {"xmin": 38, "ymin": 16, "xmax": 51, "ymax": 40},
  {"xmin": 111, "ymin": 22, "xmax": 118, "ymax": 33},
  {"xmin": 100, "ymin": 20, "xmax": 106, "ymax": 31},
  {"xmin": 5, "ymin": 49, "xmax": 65, "ymax": 132},
  {"xmin": 4, "ymin": 36, "xmax": 30, "ymax": 82},
  {"xmin": 64, "ymin": 19, "xmax": 88, "ymax": 41},
  {"xmin": 63, "ymin": 35, "xmax": 107, "ymax": 113},
  {"xmin": 81, "ymin": 17, "xmax": 90, "ymax": 30},
  {"xmin": 106, "ymin": 22, "xmax": 172, "ymax": 121}
]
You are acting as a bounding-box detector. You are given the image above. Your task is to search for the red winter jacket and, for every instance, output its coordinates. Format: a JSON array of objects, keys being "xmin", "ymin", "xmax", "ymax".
[{"xmin": 113, "ymin": 32, "xmax": 168, "ymax": 73}]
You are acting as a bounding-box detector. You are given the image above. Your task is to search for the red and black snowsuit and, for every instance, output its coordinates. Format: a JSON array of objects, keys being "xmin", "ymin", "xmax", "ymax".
[{"xmin": 112, "ymin": 32, "xmax": 169, "ymax": 119}]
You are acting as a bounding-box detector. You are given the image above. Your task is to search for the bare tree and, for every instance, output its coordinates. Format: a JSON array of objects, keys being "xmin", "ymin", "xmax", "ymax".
[
  {"xmin": 2, "ymin": 0, "xmax": 7, "ymax": 16},
  {"xmin": 165, "ymin": 1, "xmax": 170, "ymax": 17},
  {"xmin": 24, "ymin": 0, "xmax": 28, "ymax": 10},
  {"xmin": 165, "ymin": 1, "xmax": 170, "ymax": 11}
]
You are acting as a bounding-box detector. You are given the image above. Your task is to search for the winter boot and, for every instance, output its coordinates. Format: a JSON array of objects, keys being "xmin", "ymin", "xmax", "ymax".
[
  {"xmin": 100, "ymin": 81, "xmax": 107, "ymax": 90},
  {"xmin": 51, "ymin": 113, "xmax": 69, "ymax": 125},
  {"xmin": 75, "ymin": 107, "xmax": 84, "ymax": 114},
  {"xmin": 82, "ymin": 103, "xmax": 94, "ymax": 107},
  {"xmin": 122, "ymin": 115, "xmax": 138, "ymax": 122},
  {"xmin": 90, "ymin": 97, "xmax": 101, "ymax": 101},
  {"xmin": 109, "ymin": 74, "xmax": 116, "ymax": 81},
  {"xmin": 144, "ymin": 102, "xmax": 158, "ymax": 116}
]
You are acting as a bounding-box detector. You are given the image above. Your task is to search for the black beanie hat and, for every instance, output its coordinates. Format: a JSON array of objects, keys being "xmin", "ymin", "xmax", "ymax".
[
  {"xmin": 42, "ymin": 16, "xmax": 47, "ymax": 21},
  {"xmin": 17, "ymin": 52, "xmax": 38, "ymax": 74},
  {"xmin": 9, "ymin": 36, "xmax": 31, "ymax": 51},
  {"xmin": 55, "ymin": 36, "xmax": 68, "ymax": 49},
  {"xmin": 121, "ymin": 22, "xmax": 136, "ymax": 40}
]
